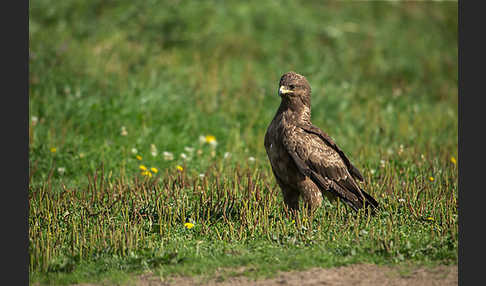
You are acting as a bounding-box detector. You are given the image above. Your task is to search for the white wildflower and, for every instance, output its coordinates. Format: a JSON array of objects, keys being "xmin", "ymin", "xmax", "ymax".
[
  {"xmin": 199, "ymin": 173, "xmax": 205, "ymax": 179},
  {"xmin": 380, "ymin": 160, "xmax": 386, "ymax": 168},
  {"xmin": 199, "ymin": 135, "xmax": 206, "ymax": 144},
  {"xmin": 131, "ymin": 148, "xmax": 138, "ymax": 154},
  {"xmin": 224, "ymin": 152, "xmax": 231, "ymax": 159},
  {"xmin": 57, "ymin": 167, "xmax": 66, "ymax": 175},
  {"xmin": 120, "ymin": 126, "xmax": 128, "ymax": 136},
  {"xmin": 398, "ymin": 144, "xmax": 404, "ymax": 155},
  {"xmin": 184, "ymin": 147, "xmax": 195, "ymax": 153},
  {"xmin": 180, "ymin": 153, "xmax": 188, "ymax": 160},
  {"xmin": 150, "ymin": 144, "xmax": 158, "ymax": 157},
  {"xmin": 248, "ymin": 156, "xmax": 256, "ymax": 163},
  {"xmin": 398, "ymin": 198, "xmax": 406, "ymax": 203},
  {"xmin": 31, "ymin": 116, "xmax": 39, "ymax": 126},
  {"xmin": 163, "ymin": 151, "xmax": 174, "ymax": 161}
]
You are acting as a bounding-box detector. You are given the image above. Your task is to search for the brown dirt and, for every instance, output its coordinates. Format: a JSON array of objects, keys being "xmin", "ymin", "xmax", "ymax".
[{"xmin": 75, "ymin": 263, "xmax": 457, "ymax": 286}]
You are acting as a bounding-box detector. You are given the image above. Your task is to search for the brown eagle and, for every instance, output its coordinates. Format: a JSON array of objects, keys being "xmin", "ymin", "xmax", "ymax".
[{"xmin": 264, "ymin": 71, "xmax": 379, "ymax": 213}]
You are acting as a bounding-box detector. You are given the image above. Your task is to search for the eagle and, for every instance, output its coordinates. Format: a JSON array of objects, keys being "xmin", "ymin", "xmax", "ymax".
[{"xmin": 264, "ymin": 71, "xmax": 379, "ymax": 213}]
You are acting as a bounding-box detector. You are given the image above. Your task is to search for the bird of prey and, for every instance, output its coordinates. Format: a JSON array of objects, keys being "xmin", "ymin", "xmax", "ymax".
[{"xmin": 264, "ymin": 71, "xmax": 379, "ymax": 213}]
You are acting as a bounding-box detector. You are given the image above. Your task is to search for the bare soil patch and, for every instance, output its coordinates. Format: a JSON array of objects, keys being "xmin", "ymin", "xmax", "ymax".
[{"xmin": 75, "ymin": 263, "xmax": 457, "ymax": 286}]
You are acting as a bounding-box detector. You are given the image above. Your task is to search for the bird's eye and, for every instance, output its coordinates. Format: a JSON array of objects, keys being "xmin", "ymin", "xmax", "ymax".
[{"xmin": 289, "ymin": 84, "xmax": 295, "ymax": 89}]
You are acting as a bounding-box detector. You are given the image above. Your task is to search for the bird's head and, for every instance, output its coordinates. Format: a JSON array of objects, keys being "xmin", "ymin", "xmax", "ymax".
[{"xmin": 278, "ymin": 71, "xmax": 311, "ymax": 107}]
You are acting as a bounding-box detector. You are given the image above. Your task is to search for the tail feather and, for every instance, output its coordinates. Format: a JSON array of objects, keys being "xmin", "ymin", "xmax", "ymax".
[
  {"xmin": 329, "ymin": 180, "xmax": 379, "ymax": 214},
  {"xmin": 361, "ymin": 189, "xmax": 379, "ymax": 209}
]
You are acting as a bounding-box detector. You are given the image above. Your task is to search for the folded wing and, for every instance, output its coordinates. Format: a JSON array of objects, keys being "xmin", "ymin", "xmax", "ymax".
[{"xmin": 283, "ymin": 125, "xmax": 378, "ymax": 212}]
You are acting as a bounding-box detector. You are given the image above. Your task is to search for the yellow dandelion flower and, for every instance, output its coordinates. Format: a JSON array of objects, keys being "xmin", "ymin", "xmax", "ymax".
[
  {"xmin": 176, "ymin": 165, "xmax": 183, "ymax": 172},
  {"xmin": 141, "ymin": 170, "xmax": 152, "ymax": 177},
  {"xmin": 205, "ymin": 135, "xmax": 216, "ymax": 143},
  {"xmin": 429, "ymin": 176, "xmax": 434, "ymax": 182},
  {"xmin": 139, "ymin": 165, "xmax": 147, "ymax": 171},
  {"xmin": 50, "ymin": 147, "xmax": 57, "ymax": 153},
  {"xmin": 450, "ymin": 156, "xmax": 457, "ymax": 165},
  {"xmin": 184, "ymin": 222, "xmax": 194, "ymax": 229},
  {"xmin": 151, "ymin": 167, "xmax": 158, "ymax": 173},
  {"xmin": 426, "ymin": 217, "xmax": 434, "ymax": 221},
  {"xmin": 205, "ymin": 134, "xmax": 218, "ymax": 148},
  {"xmin": 136, "ymin": 155, "xmax": 142, "ymax": 161}
]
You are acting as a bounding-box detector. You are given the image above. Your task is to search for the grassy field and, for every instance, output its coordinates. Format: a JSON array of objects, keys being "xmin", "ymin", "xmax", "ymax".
[{"xmin": 29, "ymin": 1, "xmax": 458, "ymax": 285}]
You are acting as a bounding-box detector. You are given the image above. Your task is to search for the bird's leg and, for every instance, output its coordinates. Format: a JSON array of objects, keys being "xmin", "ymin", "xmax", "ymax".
[
  {"xmin": 299, "ymin": 180, "xmax": 323, "ymax": 212},
  {"xmin": 282, "ymin": 188, "xmax": 300, "ymax": 212}
]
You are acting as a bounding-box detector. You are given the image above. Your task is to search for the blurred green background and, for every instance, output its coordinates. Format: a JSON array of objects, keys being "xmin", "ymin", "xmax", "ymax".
[{"xmin": 29, "ymin": 0, "xmax": 457, "ymax": 188}]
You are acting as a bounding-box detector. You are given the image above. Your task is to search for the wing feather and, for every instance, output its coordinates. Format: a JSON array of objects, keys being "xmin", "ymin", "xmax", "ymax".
[
  {"xmin": 298, "ymin": 124, "xmax": 364, "ymax": 182},
  {"xmin": 283, "ymin": 126, "xmax": 378, "ymax": 211}
]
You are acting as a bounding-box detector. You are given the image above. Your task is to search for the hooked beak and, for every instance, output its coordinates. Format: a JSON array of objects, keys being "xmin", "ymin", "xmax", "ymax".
[{"xmin": 278, "ymin": 85, "xmax": 292, "ymax": 97}]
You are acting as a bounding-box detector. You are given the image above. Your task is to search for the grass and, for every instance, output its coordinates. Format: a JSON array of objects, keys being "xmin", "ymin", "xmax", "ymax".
[{"xmin": 29, "ymin": 1, "xmax": 458, "ymax": 285}]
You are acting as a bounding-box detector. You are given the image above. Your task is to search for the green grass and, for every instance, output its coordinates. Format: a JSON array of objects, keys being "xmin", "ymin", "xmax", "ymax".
[{"xmin": 29, "ymin": 1, "xmax": 458, "ymax": 285}]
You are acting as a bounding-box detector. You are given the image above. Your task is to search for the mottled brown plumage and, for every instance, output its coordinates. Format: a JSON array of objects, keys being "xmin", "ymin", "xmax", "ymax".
[{"xmin": 264, "ymin": 72, "xmax": 379, "ymax": 213}]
